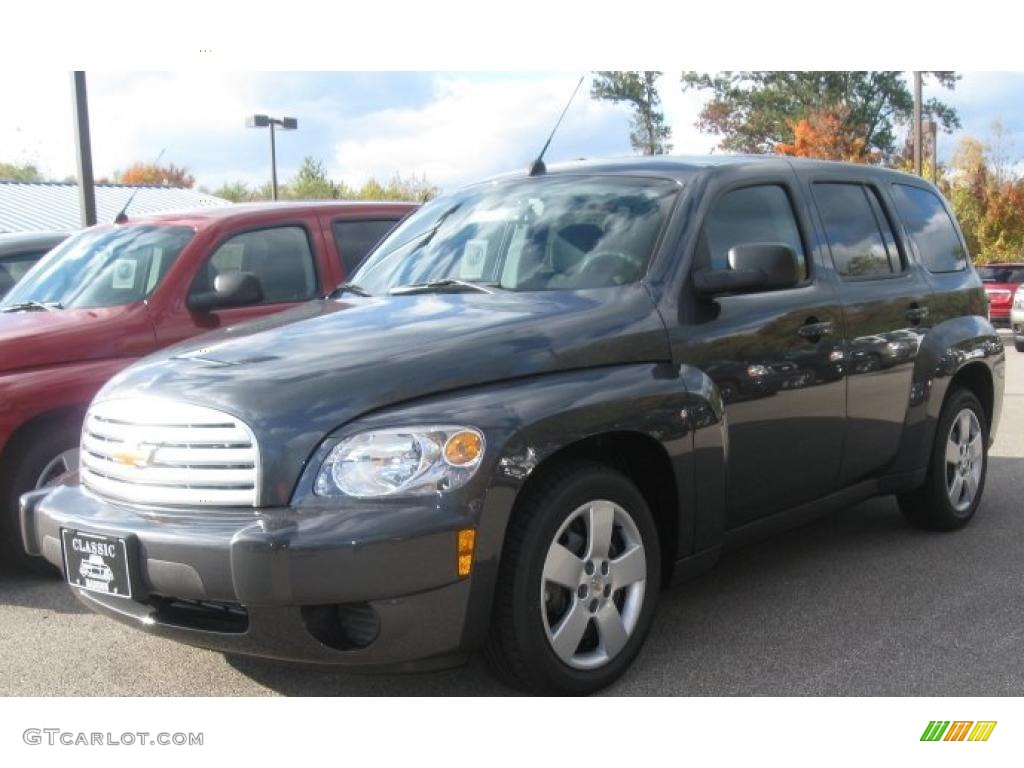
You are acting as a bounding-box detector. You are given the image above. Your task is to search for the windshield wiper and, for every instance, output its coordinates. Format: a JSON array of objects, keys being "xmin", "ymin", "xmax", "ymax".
[
  {"xmin": 0, "ymin": 300, "xmax": 62, "ymax": 313},
  {"xmin": 329, "ymin": 282, "xmax": 372, "ymax": 298},
  {"xmin": 388, "ymin": 279, "xmax": 498, "ymax": 296}
]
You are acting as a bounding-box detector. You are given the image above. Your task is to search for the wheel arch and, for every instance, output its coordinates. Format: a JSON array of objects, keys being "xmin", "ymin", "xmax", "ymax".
[{"xmin": 509, "ymin": 431, "xmax": 681, "ymax": 586}]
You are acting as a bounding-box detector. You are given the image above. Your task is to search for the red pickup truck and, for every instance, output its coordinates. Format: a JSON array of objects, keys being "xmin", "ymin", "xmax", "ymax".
[{"xmin": 0, "ymin": 201, "xmax": 414, "ymax": 566}]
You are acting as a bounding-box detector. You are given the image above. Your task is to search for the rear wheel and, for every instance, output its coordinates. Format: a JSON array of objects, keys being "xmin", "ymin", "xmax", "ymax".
[
  {"xmin": 0, "ymin": 418, "xmax": 81, "ymax": 571},
  {"xmin": 1014, "ymin": 338, "xmax": 1024, "ymax": 353},
  {"xmin": 484, "ymin": 462, "xmax": 660, "ymax": 694},
  {"xmin": 898, "ymin": 387, "xmax": 988, "ymax": 531}
]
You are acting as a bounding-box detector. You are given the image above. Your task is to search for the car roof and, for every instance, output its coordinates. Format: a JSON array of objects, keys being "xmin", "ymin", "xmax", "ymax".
[
  {"xmin": 0, "ymin": 230, "xmax": 70, "ymax": 257},
  {"xmin": 111, "ymin": 200, "xmax": 419, "ymax": 229},
  {"xmin": 978, "ymin": 262, "xmax": 1024, "ymax": 268},
  {"xmin": 500, "ymin": 154, "xmax": 928, "ymax": 185}
]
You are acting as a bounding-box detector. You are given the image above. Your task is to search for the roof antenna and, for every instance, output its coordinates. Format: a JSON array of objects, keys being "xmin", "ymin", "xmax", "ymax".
[
  {"xmin": 528, "ymin": 75, "xmax": 585, "ymax": 177},
  {"xmin": 114, "ymin": 148, "xmax": 166, "ymax": 224}
]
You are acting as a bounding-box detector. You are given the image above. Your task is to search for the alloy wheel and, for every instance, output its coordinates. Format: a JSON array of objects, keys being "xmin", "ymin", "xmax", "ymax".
[
  {"xmin": 945, "ymin": 408, "xmax": 983, "ymax": 512},
  {"xmin": 540, "ymin": 499, "xmax": 647, "ymax": 670}
]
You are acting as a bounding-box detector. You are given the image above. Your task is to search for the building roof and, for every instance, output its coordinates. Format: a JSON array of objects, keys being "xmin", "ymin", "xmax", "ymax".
[{"xmin": 0, "ymin": 181, "xmax": 230, "ymax": 233}]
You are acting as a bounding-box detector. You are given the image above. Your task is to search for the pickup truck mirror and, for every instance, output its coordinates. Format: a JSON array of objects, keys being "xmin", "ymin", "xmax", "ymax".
[
  {"xmin": 188, "ymin": 271, "xmax": 264, "ymax": 312},
  {"xmin": 693, "ymin": 243, "xmax": 801, "ymax": 296}
]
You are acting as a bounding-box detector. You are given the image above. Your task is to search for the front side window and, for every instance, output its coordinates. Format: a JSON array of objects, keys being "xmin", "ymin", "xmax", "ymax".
[
  {"xmin": 890, "ymin": 183, "xmax": 967, "ymax": 273},
  {"xmin": 190, "ymin": 226, "xmax": 317, "ymax": 305},
  {"xmin": 352, "ymin": 175, "xmax": 679, "ymax": 295},
  {"xmin": 0, "ymin": 253, "xmax": 45, "ymax": 297},
  {"xmin": 813, "ymin": 183, "xmax": 901, "ymax": 279},
  {"xmin": 1, "ymin": 225, "xmax": 194, "ymax": 310},
  {"xmin": 696, "ymin": 185, "xmax": 808, "ymax": 279}
]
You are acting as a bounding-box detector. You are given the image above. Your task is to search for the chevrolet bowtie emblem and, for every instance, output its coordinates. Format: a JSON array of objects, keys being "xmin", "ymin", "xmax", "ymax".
[{"xmin": 112, "ymin": 443, "xmax": 157, "ymax": 468}]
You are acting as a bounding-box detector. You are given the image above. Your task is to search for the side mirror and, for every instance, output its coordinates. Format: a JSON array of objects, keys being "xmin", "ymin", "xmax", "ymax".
[
  {"xmin": 188, "ymin": 271, "xmax": 264, "ymax": 312},
  {"xmin": 693, "ymin": 243, "xmax": 801, "ymax": 296}
]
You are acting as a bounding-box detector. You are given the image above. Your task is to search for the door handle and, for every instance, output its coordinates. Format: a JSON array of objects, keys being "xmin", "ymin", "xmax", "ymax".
[
  {"xmin": 798, "ymin": 320, "xmax": 833, "ymax": 340},
  {"xmin": 906, "ymin": 305, "xmax": 929, "ymax": 323}
]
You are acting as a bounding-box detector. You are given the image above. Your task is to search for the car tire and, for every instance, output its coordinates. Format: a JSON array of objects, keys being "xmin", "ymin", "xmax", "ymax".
[
  {"xmin": 898, "ymin": 387, "xmax": 988, "ymax": 531},
  {"xmin": 1014, "ymin": 338, "xmax": 1024, "ymax": 353},
  {"xmin": 483, "ymin": 461, "xmax": 661, "ymax": 694},
  {"xmin": 0, "ymin": 417, "xmax": 81, "ymax": 572}
]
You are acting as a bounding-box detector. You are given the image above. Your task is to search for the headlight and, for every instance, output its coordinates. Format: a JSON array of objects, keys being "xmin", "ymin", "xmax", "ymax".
[
  {"xmin": 1014, "ymin": 290, "xmax": 1024, "ymax": 309},
  {"xmin": 314, "ymin": 425, "xmax": 485, "ymax": 498}
]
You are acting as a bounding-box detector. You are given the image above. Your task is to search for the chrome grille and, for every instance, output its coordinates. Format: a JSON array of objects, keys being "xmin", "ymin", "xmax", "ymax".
[{"xmin": 80, "ymin": 398, "xmax": 259, "ymax": 507}]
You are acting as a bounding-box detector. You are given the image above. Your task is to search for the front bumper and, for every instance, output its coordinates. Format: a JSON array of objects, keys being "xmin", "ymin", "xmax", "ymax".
[{"xmin": 21, "ymin": 482, "xmax": 506, "ymax": 670}]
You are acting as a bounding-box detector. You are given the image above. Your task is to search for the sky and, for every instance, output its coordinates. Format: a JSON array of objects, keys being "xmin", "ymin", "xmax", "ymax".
[{"xmin": 2, "ymin": 71, "xmax": 1023, "ymax": 194}]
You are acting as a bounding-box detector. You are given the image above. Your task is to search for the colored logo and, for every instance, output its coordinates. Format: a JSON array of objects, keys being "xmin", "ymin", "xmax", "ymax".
[
  {"xmin": 112, "ymin": 443, "xmax": 157, "ymax": 469},
  {"xmin": 921, "ymin": 721, "xmax": 997, "ymax": 742}
]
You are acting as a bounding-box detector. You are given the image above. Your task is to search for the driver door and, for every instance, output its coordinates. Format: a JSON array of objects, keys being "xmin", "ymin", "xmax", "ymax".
[{"xmin": 670, "ymin": 174, "xmax": 847, "ymax": 529}]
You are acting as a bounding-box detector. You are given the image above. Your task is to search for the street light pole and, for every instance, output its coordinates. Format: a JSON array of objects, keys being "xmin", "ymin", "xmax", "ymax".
[
  {"xmin": 71, "ymin": 71, "xmax": 97, "ymax": 227},
  {"xmin": 247, "ymin": 115, "xmax": 297, "ymax": 201},
  {"xmin": 269, "ymin": 121, "xmax": 278, "ymax": 200}
]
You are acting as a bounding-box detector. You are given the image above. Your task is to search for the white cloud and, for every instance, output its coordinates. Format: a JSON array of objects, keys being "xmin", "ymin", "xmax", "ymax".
[{"xmin": 330, "ymin": 75, "xmax": 631, "ymax": 189}]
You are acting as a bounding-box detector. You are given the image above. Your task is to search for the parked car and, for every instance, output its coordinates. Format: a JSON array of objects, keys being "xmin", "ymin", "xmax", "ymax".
[
  {"xmin": 0, "ymin": 231, "xmax": 69, "ymax": 299},
  {"xmin": 1, "ymin": 201, "xmax": 414, "ymax": 566},
  {"xmin": 977, "ymin": 262, "xmax": 1024, "ymax": 328},
  {"xmin": 21, "ymin": 157, "xmax": 1002, "ymax": 694},
  {"xmin": 1011, "ymin": 289, "xmax": 1024, "ymax": 352}
]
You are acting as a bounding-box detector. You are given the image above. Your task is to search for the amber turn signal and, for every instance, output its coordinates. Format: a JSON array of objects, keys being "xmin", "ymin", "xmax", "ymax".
[
  {"xmin": 444, "ymin": 430, "xmax": 483, "ymax": 466},
  {"xmin": 457, "ymin": 528, "xmax": 476, "ymax": 577}
]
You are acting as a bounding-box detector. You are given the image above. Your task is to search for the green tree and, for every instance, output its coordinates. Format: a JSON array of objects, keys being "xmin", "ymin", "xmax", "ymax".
[
  {"xmin": 287, "ymin": 156, "xmax": 338, "ymax": 200},
  {"xmin": 0, "ymin": 161, "xmax": 44, "ymax": 182},
  {"xmin": 212, "ymin": 181, "xmax": 258, "ymax": 202},
  {"xmin": 680, "ymin": 71, "xmax": 960, "ymax": 160},
  {"xmin": 591, "ymin": 71, "xmax": 673, "ymax": 155}
]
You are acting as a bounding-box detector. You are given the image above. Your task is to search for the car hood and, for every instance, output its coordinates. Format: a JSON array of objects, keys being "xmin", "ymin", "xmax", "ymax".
[
  {"xmin": 0, "ymin": 304, "xmax": 153, "ymax": 375},
  {"xmin": 98, "ymin": 286, "xmax": 671, "ymax": 505}
]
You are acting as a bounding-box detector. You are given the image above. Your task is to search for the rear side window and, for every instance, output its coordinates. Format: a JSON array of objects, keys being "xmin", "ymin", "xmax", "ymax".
[
  {"xmin": 813, "ymin": 183, "xmax": 902, "ymax": 278},
  {"xmin": 890, "ymin": 184, "xmax": 967, "ymax": 273},
  {"xmin": 697, "ymin": 185, "xmax": 807, "ymax": 279},
  {"xmin": 331, "ymin": 219, "xmax": 399, "ymax": 276},
  {"xmin": 193, "ymin": 226, "xmax": 317, "ymax": 305}
]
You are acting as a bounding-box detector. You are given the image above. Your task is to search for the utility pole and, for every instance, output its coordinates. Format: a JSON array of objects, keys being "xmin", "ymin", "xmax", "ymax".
[
  {"xmin": 269, "ymin": 122, "xmax": 278, "ymax": 200},
  {"xmin": 246, "ymin": 115, "xmax": 297, "ymax": 201},
  {"xmin": 71, "ymin": 71, "xmax": 97, "ymax": 226},
  {"xmin": 929, "ymin": 120, "xmax": 938, "ymax": 182},
  {"xmin": 913, "ymin": 71, "xmax": 923, "ymax": 177}
]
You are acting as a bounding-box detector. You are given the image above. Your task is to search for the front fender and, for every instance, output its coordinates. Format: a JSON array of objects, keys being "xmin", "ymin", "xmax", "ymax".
[{"xmin": 291, "ymin": 363, "xmax": 710, "ymax": 650}]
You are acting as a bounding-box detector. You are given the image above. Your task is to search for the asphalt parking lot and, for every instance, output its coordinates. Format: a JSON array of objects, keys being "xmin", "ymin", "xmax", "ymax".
[{"xmin": 1, "ymin": 340, "xmax": 1022, "ymax": 696}]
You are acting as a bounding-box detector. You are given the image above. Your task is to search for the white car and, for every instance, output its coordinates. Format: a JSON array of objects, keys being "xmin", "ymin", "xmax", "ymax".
[{"xmin": 1010, "ymin": 290, "xmax": 1024, "ymax": 352}]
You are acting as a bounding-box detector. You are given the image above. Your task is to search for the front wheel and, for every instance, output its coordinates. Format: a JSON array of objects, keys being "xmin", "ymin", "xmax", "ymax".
[
  {"xmin": 898, "ymin": 387, "xmax": 988, "ymax": 531},
  {"xmin": 484, "ymin": 462, "xmax": 660, "ymax": 694},
  {"xmin": 1014, "ymin": 338, "xmax": 1024, "ymax": 353}
]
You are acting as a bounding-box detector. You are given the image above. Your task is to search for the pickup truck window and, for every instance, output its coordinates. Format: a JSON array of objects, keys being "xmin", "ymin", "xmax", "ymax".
[
  {"xmin": 890, "ymin": 183, "xmax": 968, "ymax": 273},
  {"xmin": 331, "ymin": 219, "xmax": 399, "ymax": 276},
  {"xmin": 352, "ymin": 176, "xmax": 678, "ymax": 294},
  {"xmin": 0, "ymin": 225, "xmax": 194, "ymax": 310},
  {"xmin": 193, "ymin": 226, "xmax": 317, "ymax": 305},
  {"xmin": 813, "ymin": 183, "xmax": 901, "ymax": 279},
  {"xmin": 696, "ymin": 185, "xmax": 807, "ymax": 280}
]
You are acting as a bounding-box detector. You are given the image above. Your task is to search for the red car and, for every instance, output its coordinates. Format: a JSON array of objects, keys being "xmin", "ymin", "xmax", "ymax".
[
  {"xmin": 977, "ymin": 262, "xmax": 1024, "ymax": 327},
  {"xmin": 0, "ymin": 201, "xmax": 414, "ymax": 565}
]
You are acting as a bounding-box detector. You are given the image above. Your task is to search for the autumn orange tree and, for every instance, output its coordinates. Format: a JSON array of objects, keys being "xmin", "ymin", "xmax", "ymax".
[
  {"xmin": 941, "ymin": 128, "xmax": 1024, "ymax": 264},
  {"xmin": 116, "ymin": 162, "xmax": 195, "ymax": 188},
  {"xmin": 775, "ymin": 106, "xmax": 878, "ymax": 163}
]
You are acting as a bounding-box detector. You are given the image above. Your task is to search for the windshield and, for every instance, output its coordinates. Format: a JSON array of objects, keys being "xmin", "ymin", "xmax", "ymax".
[
  {"xmin": 1, "ymin": 225, "xmax": 194, "ymax": 310},
  {"xmin": 351, "ymin": 175, "xmax": 679, "ymax": 295}
]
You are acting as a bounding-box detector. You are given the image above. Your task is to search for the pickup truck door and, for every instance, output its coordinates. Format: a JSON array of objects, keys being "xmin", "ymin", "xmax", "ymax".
[
  {"xmin": 670, "ymin": 172, "xmax": 847, "ymax": 529},
  {"xmin": 154, "ymin": 220, "xmax": 330, "ymax": 346},
  {"xmin": 806, "ymin": 179, "xmax": 932, "ymax": 486}
]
